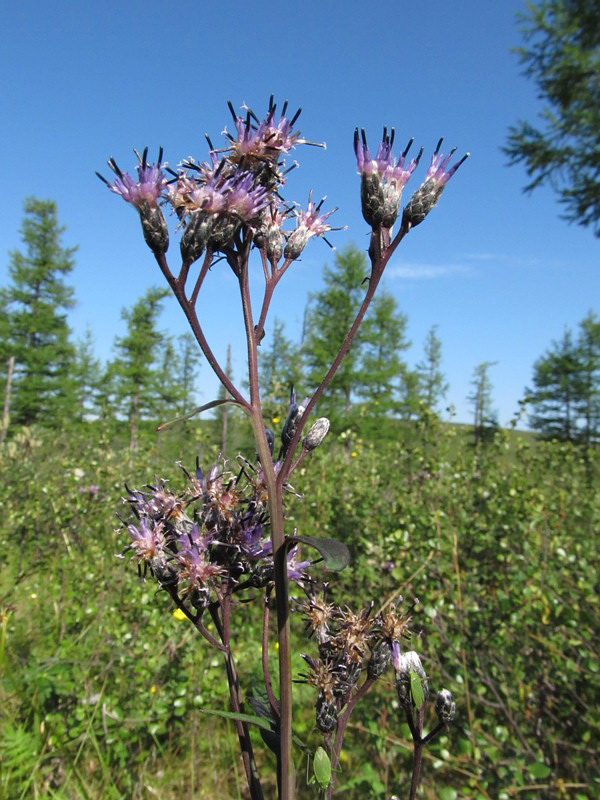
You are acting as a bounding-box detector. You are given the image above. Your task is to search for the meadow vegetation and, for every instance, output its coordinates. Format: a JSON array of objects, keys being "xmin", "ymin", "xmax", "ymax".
[{"xmin": 1, "ymin": 417, "xmax": 597, "ymax": 800}]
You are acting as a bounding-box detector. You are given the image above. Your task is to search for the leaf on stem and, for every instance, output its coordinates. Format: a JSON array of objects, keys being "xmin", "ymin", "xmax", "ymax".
[{"xmin": 288, "ymin": 535, "xmax": 351, "ymax": 572}]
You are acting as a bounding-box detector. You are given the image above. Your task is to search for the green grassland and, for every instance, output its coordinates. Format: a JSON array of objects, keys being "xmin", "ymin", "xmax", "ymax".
[{"xmin": 1, "ymin": 419, "xmax": 598, "ymax": 800}]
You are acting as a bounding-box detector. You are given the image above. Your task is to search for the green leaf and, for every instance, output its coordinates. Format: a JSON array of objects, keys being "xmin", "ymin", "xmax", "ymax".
[
  {"xmin": 201, "ymin": 709, "xmax": 307, "ymax": 753},
  {"xmin": 438, "ymin": 789, "xmax": 458, "ymax": 800},
  {"xmin": 409, "ymin": 672, "xmax": 425, "ymax": 709},
  {"xmin": 201, "ymin": 708, "xmax": 274, "ymax": 732},
  {"xmin": 528, "ymin": 762, "xmax": 551, "ymax": 779},
  {"xmin": 289, "ymin": 535, "xmax": 350, "ymax": 571},
  {"xmin": 313, "ymin": 746, "xmax": 332, "ymax": 789},
  {"xmin": 157, "ymin": 398, "xmax": 246, "ymax": 431}
]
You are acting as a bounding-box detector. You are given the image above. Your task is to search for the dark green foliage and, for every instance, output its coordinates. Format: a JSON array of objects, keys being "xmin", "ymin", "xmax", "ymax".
[
  {"xmin": 468, "ymin": 361, "xmax": 498, "ymax": 445},
  {"xmin": 415, "ymin": 325, "xmax": 448, "ymax": 412},
  {"xmin": 0, "ymin": 198, "xmax": 77, "ymax": 425},
  {"xmin": 2, "ymin": 423, "xmax": 597, "ymax": 799},
  {"xmin": 258, "ymin": 318, "xmax": 304, "ymax": 422},
  {"xmin": 357, "ymin": 291, "xmax": 411, "ymax": 420},
  {"xmin": 304, "ymin": 245, "xmax": 368, "ymax": 423},
  {"xmin": 303, "ymin": 244, "xmax": 411, "ymax": 435},
  {"xmin": 504, "ymin": 0, "xmax": 600, "ymax": 235},
  {"xmin": 109, "ymin": 287, "xmax": 170, "ymax": 449},
  {"xmin": 71, "ymin": 328, "xmax": 104, "ymax": 423},
  {"xmin": 527, "ymin": 312, "xmax": 600, "ymax": 444}
]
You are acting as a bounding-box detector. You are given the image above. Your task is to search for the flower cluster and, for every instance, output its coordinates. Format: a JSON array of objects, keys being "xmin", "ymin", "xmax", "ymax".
[
  {"xmin": 299, "ymin": 595, "xmax": 413, "ymax": 734},
  {"xmin": 119, "ymin": 458, "xmax": 311, "ymax": 611},
  {"xmin": 98, "ymin": 98, "xmax": 339, "ymax": 263},
  {"xmin": 355, "ymin": 129, "xmax": 468, "ymax": 231},
  {"xmin": 354, "ymin": 128, "xmax": 422, "ymax": 229}
]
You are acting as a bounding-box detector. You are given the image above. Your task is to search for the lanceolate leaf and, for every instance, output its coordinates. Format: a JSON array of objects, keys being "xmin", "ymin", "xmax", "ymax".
[
  {"xmin": 288, "ymin": 535, "xmax": 350, "ymax": 571},
  {"xmin": 157, "ymin": 398, "xmax": 246, "ymax": 431},
  {"xmin": 201, "ymin": 709, "xmax": 307, "ymax": 753}
]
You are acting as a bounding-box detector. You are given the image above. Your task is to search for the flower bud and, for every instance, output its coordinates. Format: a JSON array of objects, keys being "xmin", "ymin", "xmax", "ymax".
[
  {"xmin": 303, "ymin": 418, "xmax": 330, "ymax": 451},
  {"xmin": 180, "ymin": 211, "xmax": 212, "ymax": 264},
  {"xmin": 435, "ymin": 689, "xmax": 456, "ymax": 724},
  {"xmin": 360, "ymin": 173, "xmax": 385, "ymax": 227},
  {"xmin": 284, "ymin": 226, "xmax": 309, "ymax": 260},
  {"xmin": 208, "ymin": 214, "xmax": 241, "ymax": 250},
  {"xmin": 316, "ymin": 695, "xmax": 338, "ymax": 734},
  {"xmin": 265, "ymin": 222, "xmax": 284, "ymax": 263},
  {"xmin": 401, "ymin": 178, "xmax": 444, "ymax": 229},
  {"xmin": 367, "ymin": 640, "xmax": 392, "ymax": 679},
  {"xmin": 394, "ymin": 649, "xmax": 429, "ymax": 705},
  {"xmin": 280, "ymin": 400, "xmax": 307, "ymax": 456},
  {"xmin": 138, "ymin": 202, "xmax": 169, "ymax": 255}
]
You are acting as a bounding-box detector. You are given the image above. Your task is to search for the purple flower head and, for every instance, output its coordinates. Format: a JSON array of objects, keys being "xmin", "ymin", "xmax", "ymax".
[
  {"xmin": 175, "ymin": 539, "xmax": 224, "ymax": 595},
  {"xmin": 227, "ymin": 97, "xmax": 307, "ymax": 162},
  {"xmin": 223, "ymin": 172, "xmax": 270, "ymax": 221},
  {"xmin": 176, "ymin": 522, "xmax": 214, "ymax": 553},
  {"xmin": 402, "ymin": 138, "xmax": 469, "ymax": 230},
  {"xmin": 284, "ymin": 193, "xmax": 342, "ymax": 260},
  {"xmin": 425, "ymin": 138, "xmax": 470, "ymax": 188},
  {"xmin": 354, "ymin": 128, "xmax": 421, "ymax": 184},
  {"xmin": 286, "ymin": 545, "xmax": 311, "ymax": 585},
  {"xmin": 390, "ymin": 639, "xmax": 402, "ymax": 672},
  {"xmin": 237, "ymin": 518, "xmax": 272, "ymax": 561},
  {"xmin": 123, "ymin": 517, "xmax": 167, "ymax": 564},
  {"xmin": 101, "ymin": 148, "xmax": 166, "ymax": 210},
  {"xmin": 355, "ymin": 128, "xmax": 422, "ymax": 228}
]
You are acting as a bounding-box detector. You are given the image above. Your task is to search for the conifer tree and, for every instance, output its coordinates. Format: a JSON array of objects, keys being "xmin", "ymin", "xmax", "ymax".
[
  {"xmin": 303, "ymin": 245, "xmax": 367, "ymax": 424},
  {"xmin": 416, "ymin": 325, "xmax": 448, "ymax": 411},
  {"xmin": 71, "ymin": 328, "xmax": 103, "ymax": 423},
  {"xmin": 468, "ymin": 361, "xmax": 498, "ymax": 445},
  {"xmin": 504, "ymin": 0, "xmax": 600, "ymax": 234},
  {"xmin": 304, "ymin": 245, "xmax": 412, "ymax": 433},
  {"xmin": 528, "ymin": 329, "xmax": 581, "ymax": 441},
  {"xmin": 577, "ymin": 312, "xmax": 600, "ymax": 447},
  {"xmin": 527, "ymin": 314, "xmax": 600, "ymax": 444},
  {"xmin": 154, "ymin": 332, "xmax": 202, "ymax": 420},
  {"xmin": 358, "ymin": 291, "xmax": 410, "ymax": 408},
  {"xmin": 258, "ymin": 318, "xmax": 303, "ymax": 423},
  {"xmin": 0, "ymin": 198, "xmax": 76, "ymax": 426},
  {"xmin": 110, "ymin": 287, "xmax": 169, "ymax": 450}
]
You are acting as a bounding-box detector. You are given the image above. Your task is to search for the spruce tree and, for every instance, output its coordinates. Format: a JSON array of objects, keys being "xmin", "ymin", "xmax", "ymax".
[
  {"xmin": 258, "ymin": 318, "xmax": 303, "ymax": 423},
  {"xmin": 527, "ymin": 315, "xmax": 600, "ymax": 444},
  {"xmin": 110, "ymin": 287, "xmax": 169, "ymax": 450},
  {"xmin": 71, "ymin": 328, "xmax": 103, "ymax": 423},
  {"xmin": 416, "ymin": 325, "xmax": 448, "ymax": 411},
  {"xmin": 504, "ymin": 0, "xmax": 600, "ymax": 234},
  {"xmin": 1, "ymin": 198, "xmax": 77, "ymax": 426},
  {"xmin": 468, "ymin": 361, "xmax": 498, "ymax": 445},
  {"xmin": 303, "ymin": 245, "xmax": 367, "ymax": 425},
  {"xmin": 154, "ymin": 332, "xmax": 202, "ymax": 420},
  {"xmin": 576, "ymin": 312, "xmax": 600, "ymax": 447}
]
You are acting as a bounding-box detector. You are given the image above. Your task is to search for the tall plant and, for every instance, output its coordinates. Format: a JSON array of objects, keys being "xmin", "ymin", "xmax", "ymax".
[{"xmin": 99, "ymin": 99, "xmax": 468, "ymax": 799}]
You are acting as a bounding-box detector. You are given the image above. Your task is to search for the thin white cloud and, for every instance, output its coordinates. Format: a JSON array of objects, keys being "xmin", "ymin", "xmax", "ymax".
[
  {"xmin": 461, "ymin": 252, "xmax": 500, "ymax": 261},
  {"xmin": 387, "ymin": 262, "xmax": 470, "ymax": 280}
]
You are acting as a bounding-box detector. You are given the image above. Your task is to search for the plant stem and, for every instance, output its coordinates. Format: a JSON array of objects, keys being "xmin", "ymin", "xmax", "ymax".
[
  {"xmin": 209, "ymin": 602, "xmax": 265, "ymax": 800},
  {"xmin": 235, "ymin": 244, "xmax": 295, "ymax": 800}
]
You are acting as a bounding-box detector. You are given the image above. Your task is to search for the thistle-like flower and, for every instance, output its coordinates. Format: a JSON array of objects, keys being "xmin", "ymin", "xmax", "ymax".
[
  {"xmin": 284, "ymin": 194, "xmax": 340, "ymax": 261},
  {"xmin": 354, "ymin": 128, "xmax": 422, "ymax": 229},
  {"xmin": 402, "ymin": 139, "xmax": 469, "ymax": 229},
  {"xmin": 97, "ymin": 148, "xmax": 169, "ymax": 255}
]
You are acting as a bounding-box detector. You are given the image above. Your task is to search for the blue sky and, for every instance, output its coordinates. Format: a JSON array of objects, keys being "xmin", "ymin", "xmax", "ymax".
[{"xmin": 1, "ymin": 0, "xmax": 597, "ymax": 425}]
